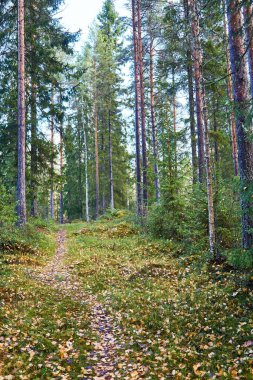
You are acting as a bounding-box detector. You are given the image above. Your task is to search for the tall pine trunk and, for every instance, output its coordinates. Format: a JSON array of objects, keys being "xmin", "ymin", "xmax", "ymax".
[
  {"xmin": 59, "ymin": 88, "xmax": 64, "ymax": 224},
  {"xmin": 227, "ymin": 0, "xmax": 253, "ymax": 249},
  {"xmin": 183, "ymin": 0, "xmax": 198, "ymax": 184},
  {"xmin": 189, "ymin": 0, "xmax": 205, "ymax": 183},
  {"xmin": 172, "ymin": 67, "xmax": 177, "ymax": 177},
  {"xmin": 108, "ymin": 110, "xmax": 114, "ymax": 211},
  {"xmin": 190, "ymin": 0, "xmax": 216, "ymax": 258},
  {"xmin": 84, "ymin": 117, "xmax": 89, "ymax": 222},
  {"xmin": 101, "ymin": 114, "xmax": 106, "ymax": 214},
  {"xmin": 77, "ymin": 116, "xmax": 83, "ymax": 219},
  {"xmin": 137, "ymin": 0, "xmax": 148, "ymax": 214},
  {"xmin": 132, "ymin": 0, "xmax": 142, "ymax": 217},
  {"xmin": 223, "ymin": 6, "xmax": 239, "ymax": 176},
  {"xmin": 149, "ymin": 40, "xmax": 160, "ymax": 202},
  {"xmin": 30, "ymin": 80, "xmax": 38, "ymax": 217},
  {"xmin": 17, "ymin": 0, "xmax": 26, "ymax": 226},
  {"xmin": 243, "ymin": 3, "xmax": 253, "ymax": 98},
  {"xmin": 94, "ymin": 105, "xmax": 100, "ymax": 219},
  {"xmin": 59, "ymin": 89, "xmax": 64, "ymax": 225},
  {"xmin": 50, "ymin": 82, "xmax": 54, "ymax": 219}
]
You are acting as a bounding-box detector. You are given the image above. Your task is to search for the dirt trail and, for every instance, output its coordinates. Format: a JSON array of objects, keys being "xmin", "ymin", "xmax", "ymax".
[{"xmin": 33, "ymin": 230, "xmax": 124, "ymax": 380}]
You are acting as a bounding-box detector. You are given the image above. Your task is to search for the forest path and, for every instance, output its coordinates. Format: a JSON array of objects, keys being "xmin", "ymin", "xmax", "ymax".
[{"xmin": 34, "ymin": 230, "xmax": 125, "ymax": 380}]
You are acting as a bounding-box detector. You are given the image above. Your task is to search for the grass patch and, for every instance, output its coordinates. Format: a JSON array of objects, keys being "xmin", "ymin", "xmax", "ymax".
[
  {"xmin": 0, "ymin": 222, "xmax": 92, "ymax": 379},
  {"xmin": 65, "ymin": 219, "xmax": 253, "ymax": 380}
]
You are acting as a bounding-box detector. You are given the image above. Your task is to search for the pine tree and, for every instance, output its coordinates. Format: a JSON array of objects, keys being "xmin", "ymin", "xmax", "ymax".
[
  {"xmin": 17, "ymin": 0, "xmax": 26, "ymax": 226},
  {"xmin": 226, "ymin": 0, "xmax": 253, "ymax": 249}
]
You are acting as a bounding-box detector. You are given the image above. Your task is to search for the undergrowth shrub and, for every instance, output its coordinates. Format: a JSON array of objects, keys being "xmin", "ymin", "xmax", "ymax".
[
  {"xmin": 0, "ymin": 221, "xmax": 55, "ymax": 256},
  {"xmin": 0, "ymin": 184, "xmax": 16, "ymax": 226},
  {"xmin": 147, "ymin": 179, "xmax": 242, "ymax": 258},
  {"xmin": 147, "ymin": 182, "xmax": 187, "ymax": 242},
  {"xmin": 224, "ymin": 248, "xmax": 253, "ymax": 270}
]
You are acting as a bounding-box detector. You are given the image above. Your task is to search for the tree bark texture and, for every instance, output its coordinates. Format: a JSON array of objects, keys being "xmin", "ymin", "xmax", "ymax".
[
  {"xmin": 189, "ymin": 0, "xmax": 205, "ymax": 183},
  {"xmin": 150, "ymin": 40, "xmax": 160, "ymax": 203},
  {"xmin": 132, "ymin": 0, "xmax": 142, "ymax": 217},
  {"xmin": 17, "ymin": 0, "xmax": 27, "ymax": 226},
  {"xmin": 227, "ymin": 0, "xmax": 253, "ymax": 249}
]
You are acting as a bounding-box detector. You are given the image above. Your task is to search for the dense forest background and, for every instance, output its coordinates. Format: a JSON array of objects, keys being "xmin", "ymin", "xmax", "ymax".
[{"xmin": 1, "ymin": 0, "xmax": 253, "ymax": 268}]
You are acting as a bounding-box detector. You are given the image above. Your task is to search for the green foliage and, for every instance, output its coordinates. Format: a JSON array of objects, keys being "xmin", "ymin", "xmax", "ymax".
[
  {"xmin": 0, "ymin": 221, "xmax": 55, "ymax": 258},
  {"xmin": 0, "ymin": 184, "xmax": 16, "ymax": 225},
  {"xmin": 147, "ymin": 182, "xmax": 187, "ymax": 242},
  {"xmin": 224, "ymin": 248, "xmax": 253, "ymax": 270},
  {"xmin": 65, "ymin": 219, "xmax": 253, "ymax": 379}
]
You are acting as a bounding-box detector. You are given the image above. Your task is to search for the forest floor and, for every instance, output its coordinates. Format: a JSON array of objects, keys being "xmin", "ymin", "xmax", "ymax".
[{"xmin": 0, "ymin": 218, "xmax": 253, "ymax": 379}]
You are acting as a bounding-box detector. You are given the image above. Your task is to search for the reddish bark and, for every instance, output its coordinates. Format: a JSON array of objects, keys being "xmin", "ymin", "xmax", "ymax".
[
  {"xmin": 150, "ymin": 40, "xmax": 160, "ymax": 202},
  {"xmin": 17, "ymin": 0, "xmax": 26, "ymax": 226},
  {"xmin": 227, "ymin": 0, "xmax": 253, "ymax": 249},
  {"xmin": 50, "ymin": 82, "xmax": 54, "ymax": 219},
  {"xmin": 59, "ymin": 88, "xmax": 64, "ymax": 225},
  {"xmin": 224, "ymin": 7, "xmax": 239, "ymax": 176}
]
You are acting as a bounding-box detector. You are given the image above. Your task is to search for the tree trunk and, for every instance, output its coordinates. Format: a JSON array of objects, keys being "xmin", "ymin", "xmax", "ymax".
[
  {"xmin": 108, "ymin": 110, "xmax": 114, "ymax": 211},
  {"xmin": 213, "ymin": 100, "xmax": 219, "ymax": 164},
  {"xmin": 137, "ymin": 0, "xmax": 148, "ymax": 214},
  {"xmin": 132, "ymin": 0, "xmax": 142, "ymax": 217},
  {"xmin": 227, "ymin": 0, "xmax": 253, "ymax": 249},
  {"xmin": 189, "ymin": 0, "xmax": 205, "ymax": 183},
  {"xmin": 77, "ymin": 115, "xmax": 83, "ymax": 219},
  {"xmin": 190, "ymin": 0, "xmax": 216, "ymax": 258},
  {"xmin": 30, "ymin": 80, "xmax": 38, "ymax": 217},
  {"xmin": 243, "ymin": 3, "xmax": 253, "ymax": 98},
  {"xmin": 203, "ymin": 93, "xmax": 216, "ymax": 259},
  {"xmin": 223, "ymin": 6, "xmax": 239, "ymax": 176},
  {"xmin": 183, "ymin": 0, "xmax": 198, "ymax": 184},
  {"xmin": 94, "ymin": 105, "xmax": 100, "ymax": 219},
  {"xmin": 101, "ymin": 114, "xmax": 106, "ymax": 214},
  {"xmin": 59, "ymin": 89, "xmax": 64, "ymax": 225},
  {"xmin": 83, "ymin": 115, "xmax": 89, "ymax": 222},
  {"xmin": 17, "ymin": 0, "xmax": 26, "ymax": 226},
  {"xmin": 50, "ymin": 82, "xmax": 54, "ymax": 219},
  {"xmin": 172, "ymin": 67, "xmax": 178, "ymax": 177},
  {"xmin": 149, "ymin": 40, "xmax": 160, "ymax": 203}
]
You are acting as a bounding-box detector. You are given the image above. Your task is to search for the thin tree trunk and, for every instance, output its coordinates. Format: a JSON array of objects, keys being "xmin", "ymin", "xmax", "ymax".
[
  {"xmin": 213, "ymin": 101, "xmax": 219, "ymax": 164},
  {"xmin": 59, "ymin": 88, "xmax": 64, "ymax": 225},
  {"xmin": 101, "ymin": 114, "xmax": 106, "ymax": 214},
  {"xmin": 30, "ymin": 80, "xmax": 37, "ymax": 217},
  {"xmin": 108, "ymin": 110, "xmax": 114, "ymax": 211},
  {"xmin": 149, "ymin": 40, "xmax": 160, "ymax": 202},
  {"xmin": 132, "ymin": 0, "xmax": 142, "ymax": 217},
  {"xmin": 189, "ymin": 0, "xmax": 205, "ymax": 183},
  {"xmin": 172, "ymin": 67, "xmax": 178, "ymax": 177},
  {"xmin": 17, "ymin": 0, "xmax": 26, "ymax": 226},
  {"xmin": 137, "ymin": 0, "xmax": 148, "ymax": 213},
  {"xmin": 183, "ymin": 0, "xmax": 198, "ymax": 184},
  {"xmin": 94, "ymin": 104, "xmax": 100, "ymax": 219},
  {"xmin": 203, "ymin": 93, "xmax": 216, "ymax": 259},
  {"xmin": 83, "ymin": 116, "xmax": 89, "ymax": 222},
  {"xmin": 223, "ymin": 6, "xmax": 239, "ymax": 176},
  {"xmin": 243, "ymin": 3, "xmax": 253, "ymax": 98},
  {"xmin": 50, "ymin": 82, "xmax": 54, "ymax": 219},
  {"xmin": 227, "ymin": 0, "xmax": 253, "ymax": 249},
  {"xmin": 190, "ymin": 0, "xmax": 216, "ymax": 258},
  {"xmin": 77, "ymin": 116, "xmax": 83, "ymax": 219}
]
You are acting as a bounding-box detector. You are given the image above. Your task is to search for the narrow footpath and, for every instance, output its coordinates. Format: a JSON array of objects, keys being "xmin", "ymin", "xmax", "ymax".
[{"xmin": 34, "ymin": 230, "xmax": 126, "ymax": 380}]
